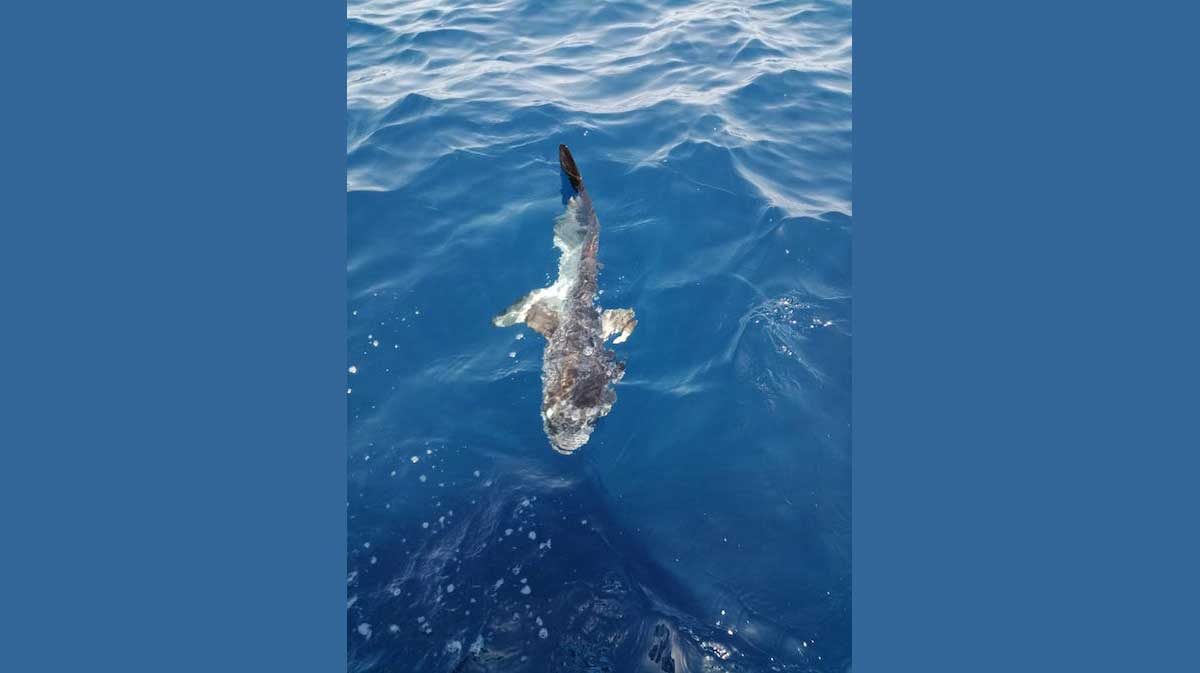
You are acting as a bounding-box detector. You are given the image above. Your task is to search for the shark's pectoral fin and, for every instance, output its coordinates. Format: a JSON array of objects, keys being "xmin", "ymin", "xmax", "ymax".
[
  {"xmin": 600, "ymin": 308, "xmax": 637, "ymax": 344},
  {"xmin": 493, "ymin": 289, "xmax": 546, "ymax": 328},
  {"xmin": 526, "ymin": 299, "xmax": 559, "ymax": 338}
]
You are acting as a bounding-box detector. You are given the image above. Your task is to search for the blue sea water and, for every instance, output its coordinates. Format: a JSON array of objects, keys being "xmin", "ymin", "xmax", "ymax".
[{"xmin": 347, "ymin": 1, "xmax": 851, "ymax": 671}]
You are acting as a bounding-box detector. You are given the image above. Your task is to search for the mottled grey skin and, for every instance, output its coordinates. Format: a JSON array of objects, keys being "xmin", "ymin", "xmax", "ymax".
[{"xmin": 493, "ymin": 145, "xmax": 636, "ymax": 453}]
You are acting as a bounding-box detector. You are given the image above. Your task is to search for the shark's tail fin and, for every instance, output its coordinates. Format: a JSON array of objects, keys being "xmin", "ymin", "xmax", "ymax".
[{"xmin": 559, "ymin": 144, "xmax": 584, "ymax": 192}]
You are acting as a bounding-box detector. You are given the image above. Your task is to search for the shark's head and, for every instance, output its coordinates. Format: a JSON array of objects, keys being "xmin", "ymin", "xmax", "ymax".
[{"xmin": 540, "ymin": 348, "xmax": 625, "ymax": 454}]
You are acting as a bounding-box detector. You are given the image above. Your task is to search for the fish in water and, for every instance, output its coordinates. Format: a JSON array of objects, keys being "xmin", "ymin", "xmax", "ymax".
[{"xmin": 493, "ymin": 145, "xmax": 637, "ymax": 454}]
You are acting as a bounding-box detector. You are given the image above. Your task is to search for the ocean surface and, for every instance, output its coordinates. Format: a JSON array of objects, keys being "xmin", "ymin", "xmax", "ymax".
[{"xmin": 347, "ymin": 1, "xmax": 851, "ymax": 671}]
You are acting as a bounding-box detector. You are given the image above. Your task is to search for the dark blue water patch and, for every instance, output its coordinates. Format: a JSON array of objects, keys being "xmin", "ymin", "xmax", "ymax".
[{"xmin": 347, "ymin": 446, "xmax": 827, "ymax": 672}]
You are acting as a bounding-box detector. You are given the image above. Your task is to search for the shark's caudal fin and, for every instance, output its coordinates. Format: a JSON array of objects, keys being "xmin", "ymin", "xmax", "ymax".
[{"xmin": 558, "ymin": 144, "xmax": 583, "ymax": 192}]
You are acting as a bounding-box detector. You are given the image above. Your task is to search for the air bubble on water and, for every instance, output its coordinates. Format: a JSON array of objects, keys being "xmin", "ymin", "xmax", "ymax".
[
  {"xmin": 363, "ymin": 542, "xmax": 370, "ymax": 549},
  {"xmin": 520, "ymin": 585, "xmax": 532, "ymax": 595},
  {"xmin": 473, "ymin": 470, "xmax": 481, "ymax": 477},
  {"xmin": 411, "ymin": 456, "xmax": 420, "ymax": 463},
  {"xmin": 370, "ymin": 556, "xmax": 377, "ymax": 565},
  {"xmin": 539, "ymin": 627, "xmax": 549, "ymax": 639},
  {"xmin": 528, "ymin": 531, "xmax": 537, "ymax": 540},
  {"xmin": 446, "ymin": 584, "xmax": 455, "ymax": 593},
  {"xmin": 419, "ymin": 475, "xmax": 427, "ymax": 483},
  {"xmin": 357, "ymin": 623, "xmax": 372, "ymax": 638},
  {"xmin": 372, "ymin": 340, "xmax": 380, "ymax": 347},
  {"xmin": 508, "ymin": 352, "xmax": 516, "ymax": 358},
  {"xmin": 516, "ymin": 333, "xmax": 524, "ymax": 340},
  {"xmin": 422, "ymin": 522, "xmax": 429, "ymax": 529},
  {"xmin": 505, "ymin": 528, "xmax": 513, "ymax": 536},
  {"xmin": 348, "ymin": 365, "xmax": 358, "ymax": 374},
  {"xmin": 388, "ymin": 624, "xmax": 399, "ymax": 633}
]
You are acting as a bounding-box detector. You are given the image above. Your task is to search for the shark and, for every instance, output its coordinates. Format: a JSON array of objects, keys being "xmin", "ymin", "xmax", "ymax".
[{"xmin": 493, "ymin": 145, "xmax": 636, "ymax": 454}]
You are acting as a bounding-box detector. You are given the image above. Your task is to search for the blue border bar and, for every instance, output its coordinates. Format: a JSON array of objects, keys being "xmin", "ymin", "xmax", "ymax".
[
  {"xmin": 2, "ymin": 2, "xmax": 345, "ymax": 671},
  {"xmin": 856, "ymin": 1, "xmax": 1198, "ymax": 670}
]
